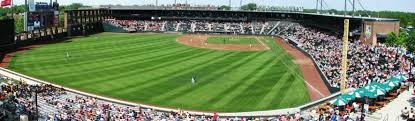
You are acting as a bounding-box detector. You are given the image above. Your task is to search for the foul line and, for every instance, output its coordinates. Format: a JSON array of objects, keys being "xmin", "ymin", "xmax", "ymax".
[{"xmin": 303, "ymin": 80, "xmax": 325, "ymax": 98}]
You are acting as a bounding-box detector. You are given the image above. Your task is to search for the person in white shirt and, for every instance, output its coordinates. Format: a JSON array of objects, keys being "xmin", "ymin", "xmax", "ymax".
[{"xmin": 403, "ymin": 107, "xmax": 410, "ymax": 119}]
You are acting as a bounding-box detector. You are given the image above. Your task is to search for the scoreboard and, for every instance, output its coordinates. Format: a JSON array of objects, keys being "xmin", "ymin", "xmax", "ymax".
[{"xmin": 24, "ymin": 1, "xmax": 59, "ymax": 31}]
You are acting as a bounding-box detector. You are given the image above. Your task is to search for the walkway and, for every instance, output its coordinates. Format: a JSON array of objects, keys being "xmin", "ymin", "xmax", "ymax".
[{"xmin": 368, "ymin": 88, "xmax": 414, "ymax": 121}]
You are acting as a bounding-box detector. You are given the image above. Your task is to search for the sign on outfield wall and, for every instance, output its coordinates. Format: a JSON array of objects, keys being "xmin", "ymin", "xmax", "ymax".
[{"xmin": 28, "ymin": 0, "xmax": 35, "ymax": 12}]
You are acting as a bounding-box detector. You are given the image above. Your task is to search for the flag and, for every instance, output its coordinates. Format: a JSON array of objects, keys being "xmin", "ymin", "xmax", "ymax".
[{"xmin": 0, "ymin": 0, "xmax": 11, "ymax": 7}]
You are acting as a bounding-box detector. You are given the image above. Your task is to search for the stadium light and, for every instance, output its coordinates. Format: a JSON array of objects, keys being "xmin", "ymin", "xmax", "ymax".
[
  {"xmin": 344, "ymin": 0, "xmax": 347, "ymax": 16},
  {"xmin": 240, "ymin": 0, "xmax": 242, "ymax": 7},
  {"xmin": 352, "ymin": 0, "xmax": 355, "ymax": 17},
  {"xmin": 316, "ymin": 0, "xmax": 319, "ymax": 14}
]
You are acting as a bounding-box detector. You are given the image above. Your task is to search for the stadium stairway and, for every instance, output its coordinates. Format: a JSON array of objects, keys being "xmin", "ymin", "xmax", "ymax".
[{"xmin": 367, "ymin": 88, "xmax": 414, "ymax": 121}]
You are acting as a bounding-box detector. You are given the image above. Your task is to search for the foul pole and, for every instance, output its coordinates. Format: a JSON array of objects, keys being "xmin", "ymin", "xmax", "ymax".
[{"xmin": 341, "ymin": 19, "xmax": 349, "ymax": 94}]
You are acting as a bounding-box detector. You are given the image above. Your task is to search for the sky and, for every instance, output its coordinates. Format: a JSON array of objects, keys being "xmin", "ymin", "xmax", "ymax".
[{"xmin": 11, "ymin": 0, "xmax": 415, "ymax": 12}]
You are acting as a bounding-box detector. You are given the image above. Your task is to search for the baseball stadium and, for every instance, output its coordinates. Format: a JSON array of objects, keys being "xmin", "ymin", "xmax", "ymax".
[{"xmin": 0, "ymin": 0, "xmax": 414, "ymax": 121}]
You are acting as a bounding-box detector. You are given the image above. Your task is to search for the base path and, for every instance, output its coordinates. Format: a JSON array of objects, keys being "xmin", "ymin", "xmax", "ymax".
[
  {"xmin": 177, "ymin": 35, "xmax": 269, "ymax": 51},
  {"xmin": 274, "ymin": 38, "xmax": 331, "ymax": 100}
]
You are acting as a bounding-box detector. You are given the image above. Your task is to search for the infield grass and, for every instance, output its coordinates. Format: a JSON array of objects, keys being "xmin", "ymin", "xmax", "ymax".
[
  {"xmin": 207, "ymin": 36, "xmax": 258, "ymax": 44},
  {"xmin": 7, "ymin": 33, "xmax": 310, "ymax": 112}
]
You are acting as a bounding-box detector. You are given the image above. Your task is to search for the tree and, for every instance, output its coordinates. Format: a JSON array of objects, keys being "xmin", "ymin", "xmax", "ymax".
[
  {"xmin": 328, "ymin": 9, "xmax": 338, "ymax": 14},
  {"xmin": 385, "ymin": 32, "xmax": 398, "ymax": 46},
  {"xmin": 219, "ymin": 5, "xmax": 231, "ymax": 11},
  {"xmin": 397, "ymin": 30, "xmax": 409, "ymax": 46},
  {"xmin": 65, "ymin": 3, "xmax": 84, "ymax": 10},
  {"xmin": 407, "ymin": 30, "xmax": 415, "ymax": 52},
  {"xmin": 14, "ymin": 16, "xmax": 24, "ymax": 33},
  {"xmin": 241, "ymin": 3, "xmax": 257, "ymax": 11}
]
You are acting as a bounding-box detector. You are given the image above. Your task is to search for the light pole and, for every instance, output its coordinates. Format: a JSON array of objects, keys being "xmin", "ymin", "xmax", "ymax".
[
  {"xmin": 316, "ymin": 0, "xmax": 319, "ymax": 14},
  {"xmin": 240, "ymin": 0, "xmax": 242, "ymax": 8},
  {"xmin": 352, "ymin": 0, "xmax": 355, "ymax": 17},
  {"xmin": 344, "ymin": 0, "xmax": 347, "ymax": 16}
]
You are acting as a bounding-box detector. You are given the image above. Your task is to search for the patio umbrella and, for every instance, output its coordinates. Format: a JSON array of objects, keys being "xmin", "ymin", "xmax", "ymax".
[
  {"xmin": 397, "ymin": 73, "xmax": 408, "ymax": 81},
  {"xmin": 384, "ymin": 81, "xmax": 399, "ymax": 87},
  {"xmin": 370, "ymin": 82, "xmax": 393, "ymax": 91},
  {"xmin": 339, "ymin": 94, "xmax": 355, "ymax": 101},
  {"xmin": 348, "ymin": 90, "xmax": 362, "ymax": 98},
  {"xmin": 389, "ymin": 76, "xmax": 401, "ymax": 82},
  {"xmin": 365, "ymin": 85, "xmax": 386, "ymax": 95},
  {"xmin": 330, "ymin": 97, "xmax": 348, "ymax": 106},
  {"xmin": 356, "ymin": 86, "xmax": 385, "ymax": 98}
]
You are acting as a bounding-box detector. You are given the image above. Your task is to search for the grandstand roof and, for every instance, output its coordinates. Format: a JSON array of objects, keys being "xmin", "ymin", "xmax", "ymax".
[{"xmin": 77, "ymin": 6, "xmax": 399, "ymax": 22}]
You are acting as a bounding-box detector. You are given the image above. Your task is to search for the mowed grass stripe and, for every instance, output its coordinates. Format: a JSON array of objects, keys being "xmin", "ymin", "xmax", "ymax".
[
  {"xmin": 17, "ymin": 34, "xmax": 168, "ymax": 60},
  {"xmin": 102, "ymin": 52, "xmax": 240, "ymax": 96},
  {"xmin": 255, "ymin": 72, "xmax": 291, "ymax": 109},
  {"xmin": 38, "ymin": 44, "xmax": 187, "ymax": 78},
  {"xmin": 65, "ymin": 48, "xmax": 213, "ymax": 86},
  {"xmin": 147, "ymin": 52, "xmax": 263, "ymax": 104},
  {"xmin": 184, "ymin": 53, "xmax": 277, "ymax": 106},
  {"xmin": 7, "ymin": 33, "xmax": 310, "ymax": 112},
  {"xmin": 13, "ymin": 35, "xmax": 176, "ymax": 64},
  {"xmin": 209, "ymin": 57, "xmax": 281, "ymax": 109},
  {"xmin": 96, "ymin": 52, "xmax": 238, "ymax": 93}
]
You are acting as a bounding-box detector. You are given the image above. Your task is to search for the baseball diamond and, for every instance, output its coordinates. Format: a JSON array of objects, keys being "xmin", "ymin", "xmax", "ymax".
[{"xmin": 6, "ymin": 33, "xmax": 310, "ymax": 112}]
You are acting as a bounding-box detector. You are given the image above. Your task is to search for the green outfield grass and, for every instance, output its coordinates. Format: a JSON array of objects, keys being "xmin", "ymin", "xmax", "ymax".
[
  {"xmin": 207, "ymin": 36, "xmax": 258, "ymax": 44},
  {"xmin": 7, "ymin": 33, "xmax": 310, "ymax": 112}
]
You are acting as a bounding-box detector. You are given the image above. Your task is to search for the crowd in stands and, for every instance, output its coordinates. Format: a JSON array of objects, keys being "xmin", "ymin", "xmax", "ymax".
[
  {"xmin": 103, "ymin": 19, "xmax": 294, "ymax": 35},
  {"xmin": 280, "ymin": 24, "xmax": 415, "ymax": 88}
]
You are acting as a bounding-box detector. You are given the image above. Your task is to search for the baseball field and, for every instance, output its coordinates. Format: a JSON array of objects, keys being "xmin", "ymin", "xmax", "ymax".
[{"xmin": 7, "ymin": 32, "xmax": 310, "ymax": 112}]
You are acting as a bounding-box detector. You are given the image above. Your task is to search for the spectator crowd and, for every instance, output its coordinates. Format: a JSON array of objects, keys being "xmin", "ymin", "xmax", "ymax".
[
  {"xmin": 103, "ymin": 19, "xmax": 295, "ymax": 35},
  {"xmin": 280, "ymin": 24, "xmax": 415, "ymax": 88}
]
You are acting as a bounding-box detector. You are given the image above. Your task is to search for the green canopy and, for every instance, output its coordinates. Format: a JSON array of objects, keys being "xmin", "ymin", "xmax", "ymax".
[
  {"xmin": 390, "ymin": 76, "xmax": 403, "ymax": 83},
  {"xmin": 370, "ymin": 82, "xmax": 393, "ymax": 91},
  {"xmin": 339, "ymin": 94, "xmax": 355, "ymax": 101},
  {"xmin": 397, "ymin": 74, "xmax": 408, "ymax": 81},
  {"xmin": 384, "ymin": 81, "xmax": 399, "ymax": 87},
  {"xmin": 347, "ymin": 90, "xmax": 362, "ymax": 98},
  {"xmin": 331, "ymin": 97, "xmax": 348, "ymax": 106},
  {"xmin": 356, "ymin": 86, "xmax": 386, "ymax": 98}
]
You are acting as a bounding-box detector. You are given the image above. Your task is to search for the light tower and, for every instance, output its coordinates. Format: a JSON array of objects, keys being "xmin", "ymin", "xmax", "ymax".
[
  {"xmin": 316, "ymin": 0, "xmax": 319, "ymax": 14},
  {"xmin": 240, "ymin": 0, "xmax": 242, "ymax": 8}
]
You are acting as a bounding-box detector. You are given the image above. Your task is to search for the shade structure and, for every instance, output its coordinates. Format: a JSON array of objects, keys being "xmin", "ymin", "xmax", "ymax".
[
  {"xmin": 347, "ymin": 90, "xmax": 362, "ymax": 98},
  {"xmin": 356, "ymin": 85, "xmax": 386, "ymax": 98},
  {"xmin": 384, "ymin": 81, "xmax": 399, "ymax": 88},
  {"xmin": 331, "ymin": 97, "xmax": 348, "ymax": 106},
  {"xmin": 339, "ymin": 94, "xmax": 355, "ymax": 101},
  {"xmin": 397, "ymin": 74, "xmax": 408, "ymax": 81},
  {"xmin": 370, "ymin": 82, "xmax": 393, "ymax": 91},
  {"xmin": 389, "ymin": 76, "xmax": 400, "ymax": 82}
]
